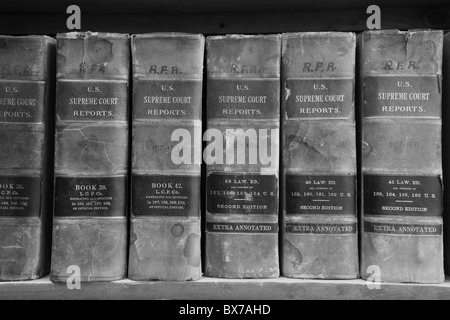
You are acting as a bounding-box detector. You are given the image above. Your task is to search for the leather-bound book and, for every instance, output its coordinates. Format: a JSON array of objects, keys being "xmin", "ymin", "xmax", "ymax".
[
  {"xmin": 281, "ymin": 32, "xmax": 358, "ymax": 279},
  {"xmin": 51, "ymin": 32, "xmax": 129, "ymax": 282},
  {"xmin": 360, "ymin": 30, "xmax": 444, "ymax": 283},
  {"xmin": 0, "ymin": 35, "xmax": 55, "ymax": 280},
  {"xmin": 205, "ymin": 34, "xmax": 281, "ymax": 278},
  {"xmin": 129, "ymin": 33, "xmax": 204, "ymax": 281}
]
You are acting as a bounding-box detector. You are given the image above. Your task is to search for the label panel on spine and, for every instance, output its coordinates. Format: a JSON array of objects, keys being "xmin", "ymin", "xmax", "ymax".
[
  {"xmin": 285, "ymin": 175, "xmax": 355, "ymax": 215},
  {"xmin": 207, "ymin": 222, "xmax": 278, "ymax": 234},
  {"xmin": 284, "ymin": 79, "xmax": 353, "ymax": 119},
  {"xmin": 56, "ymin": 80, "xmax": 128, "ymax": 121},
  {"xmin": 285, "ymin": 222, "xmax": 357, "ymax": 234},
  {"xmin": 207, "ymin": 79, "xmax": 279, "ymax": 119},
  {"xmin": 363, "ymin": 175, "xmax": 442, "ymax": 217},
  {"xmin": 0, "ymin": 81, "xmax": 45, "ymax": 123},
  {"xmin": 363, "ymin": 76, "xmax": 441, "ymax": 118},
  {"xmin": 54, "ymin": 176, "xmax": 126, "ymax": 217},
  {"xmin": 0, "ymin": 176, "xmax": 41, "ymax": 217},
  {"xmin": 132, "ymin": 175, "xmax": 200, "ymax": 217},
  {"xmin": 364, "ymin": 221, "xmax": 442, "ymax": 235},
  {"xmin": 207, "ymin": 173, "xmax": 277, "ymax": 215},
  {"xmin": 133, "ymin": 79, "xmax": 202, "ymax": 120}
]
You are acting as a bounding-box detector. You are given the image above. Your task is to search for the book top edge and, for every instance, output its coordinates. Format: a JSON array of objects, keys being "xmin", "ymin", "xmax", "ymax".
[
  {"xmin": 0, "ymin": 36, "xmax": 55, "ymax": 81},
  {"xmin": 57, "ymin": 32, "xmax": 130, "ymax": 39},
  {"xmin": 207, "ymin": 34, "xmax": 281, "ymax": 41},
  {"xmin": 0, "ymin": 35, "xmax": 55, "ymax": 43},
  {"xmin": 362, "ymin": 29, "xmax": 443, "ymax": 36},
  {"xmin": 361, "ymin": 29, "xmax": 443, "ymax": 75},
  {"xmin": 132, "ymin": 33, "xmax": 204, "ymax": 40},
  {"xmin": 281, "ymin": 32, "xmax": 356, "ymax": 38}
]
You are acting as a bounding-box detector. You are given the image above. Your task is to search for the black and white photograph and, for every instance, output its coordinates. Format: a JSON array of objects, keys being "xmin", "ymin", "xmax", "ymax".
[{"xmin": 0, "ymin": 0, "xmax": 449, "ymax": 305}]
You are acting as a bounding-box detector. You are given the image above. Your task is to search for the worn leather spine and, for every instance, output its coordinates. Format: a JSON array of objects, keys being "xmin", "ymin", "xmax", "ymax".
[
  {"xmin": 205, "ymin": 35, "xmax": 280, "ymax": 278},
  {"xmin": 0, "ymin": 36, "xmax": 55, "ymax": 281},
  {"xmin": 281, "ymin": 32, "xmax": 358, "ymax": 279},
  {"xmin": 129, "ymin": 34, "xmax": 204, "ymax": 281},
  {"xmin": 51, "ymin": 32, "xmax": 129, "ymax": 282},
  {"xmin": 360, "ymin": 30, "xmax": 444, "ymax": 283},
  {"xmin": 443, "ymin": 33, "xmax": 450, "ymax": 276}
]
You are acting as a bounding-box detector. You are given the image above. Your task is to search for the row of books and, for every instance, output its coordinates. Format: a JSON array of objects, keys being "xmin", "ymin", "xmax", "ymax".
[{"xmin": 0, "ymin": 30, "xmax": 447, "ymax": 284}]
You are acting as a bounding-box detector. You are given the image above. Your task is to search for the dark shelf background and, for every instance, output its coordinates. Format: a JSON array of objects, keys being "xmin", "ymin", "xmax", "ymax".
[
  {"xmin": 2, "ymin": 0, "xmax": 448, "ymax": 13},
  {"xmin": 0, "ymin": 1, "xmax": 449, "ymax": 35}
]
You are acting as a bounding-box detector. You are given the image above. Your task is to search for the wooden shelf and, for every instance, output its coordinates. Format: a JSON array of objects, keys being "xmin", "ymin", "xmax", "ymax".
[{"xmin": 1, "ymin": 275, "xmax": 450, "ymax": 300}]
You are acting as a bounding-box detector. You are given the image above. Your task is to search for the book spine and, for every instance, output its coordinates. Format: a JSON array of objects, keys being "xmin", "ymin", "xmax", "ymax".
[
  {"xmin": 443, "ymin": 33, "xmax": 449, "ymax": 276},
  {"xmin": 51, "ymin": 32, "xmax": 129, "ymax": 282},
  {"xmin": 281, "ymin": 32, "xmax": 358, "ymax": 279},
  {"xmin": 205, "ymin": 35, "xmax": 280, "ymax": 278},
  {"xmin": 0, "ymin": 36, "xmax": 55, "ymax": 280},
  {"xmin": 360, "ymin": 30, "xmax": 444, "ymax": 283},
  {"xmin": 129, "ymin": 34, "xmax": 204, "ymax": 281}
]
